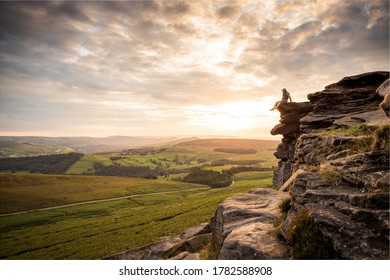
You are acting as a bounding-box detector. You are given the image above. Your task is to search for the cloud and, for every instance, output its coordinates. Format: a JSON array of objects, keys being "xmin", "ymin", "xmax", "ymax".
[
  {"xmin": 217, "ymin": 5, "xmax": 240, "ymax": 19},
  {"xmin": 0, "ymin": 0, "xmax": 388, "ymax": 137}
]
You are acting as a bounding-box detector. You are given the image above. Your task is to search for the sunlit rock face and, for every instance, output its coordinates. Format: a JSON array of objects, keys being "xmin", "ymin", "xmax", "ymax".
[
  {"xmin": 376, "ymin": 78, "xmax": 390, "ymax": 118},
  {"xmin": 209, "ymin": 72, "xmax": 389, "ymax": 260},
  {"xmin": 271, "ymin": 71, "xmax": 389, "ymax": 259},
  {"xmin": 210, "ymin": 189, "xmax": 290, "ymax": 259},
  {"xmin": 270, "ymin": 102, "xmax": 312, "ymax": 189}
]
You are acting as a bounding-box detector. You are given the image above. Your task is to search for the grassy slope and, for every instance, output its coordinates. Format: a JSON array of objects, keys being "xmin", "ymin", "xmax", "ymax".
[
  {"xmin": 0, "ymin": 139, "xmax": 279, "ymax": 259},
  {"xmin": 65, "ymin": 139, "xmax": 279, "ymax": 175},
  {"xmin": 0, "ymin": 172, "xmax": 273, "ymax": 259},
  {"xmin": 0, "ymin": 174, "xmax": 205, "ymax": 214}
]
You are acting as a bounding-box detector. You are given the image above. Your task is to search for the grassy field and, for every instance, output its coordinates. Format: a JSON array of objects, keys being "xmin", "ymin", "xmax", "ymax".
[
  {"xmin": 0, "ymin": 174, "xmax": 206, "ymax": 214},
  {"xmin": 65, "ymin": 139, "xmax": 279, "ymax": 175},
  {"xmin": 0, "ymin": 139, "xmax": 279, "ymax": 259},
  {"xmin": 0, "ymin": 171, "xmax": 274, "ymax": 259}
]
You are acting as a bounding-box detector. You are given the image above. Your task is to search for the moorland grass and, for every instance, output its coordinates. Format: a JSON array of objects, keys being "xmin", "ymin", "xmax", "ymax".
[
  {"xmin": 0, "ymin": 173, "xmax": 206, "ymax": 214},
  {"xmin": 0, "ymin": 173, "xmax": 272, "ymax": 259}
]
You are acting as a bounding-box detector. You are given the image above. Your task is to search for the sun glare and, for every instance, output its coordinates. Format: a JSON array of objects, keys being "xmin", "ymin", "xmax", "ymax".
[{"xmin": 187, "ymin": 100, "xmax": 275, "ymax": 131}]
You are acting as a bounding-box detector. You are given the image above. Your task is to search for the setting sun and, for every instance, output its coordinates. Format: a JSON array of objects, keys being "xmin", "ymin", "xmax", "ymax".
[{"xmin": 187, "ymin": 100, "xmax": 276, "ymax": 131}]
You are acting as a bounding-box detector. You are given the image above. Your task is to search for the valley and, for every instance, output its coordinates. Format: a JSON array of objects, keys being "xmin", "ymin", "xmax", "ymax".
[{"xmin": 0, "ymin": 138, "xmax": 278, "ymax": 259}]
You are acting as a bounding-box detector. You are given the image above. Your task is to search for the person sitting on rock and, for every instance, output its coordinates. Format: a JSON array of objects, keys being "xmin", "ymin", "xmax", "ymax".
[{"xmin": 270, "ymin": 88, "xmax": 292, "ymax": 110}]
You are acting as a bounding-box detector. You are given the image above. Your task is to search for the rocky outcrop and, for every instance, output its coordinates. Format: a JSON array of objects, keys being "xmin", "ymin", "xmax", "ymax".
[
  {"xmin": 301, "ymin": 71, "xmax": 388, "ymax": 133},
  {"xmin": 377, "ymin": 78, "xmax": 389, "ymax": 117},
  {"xmin": 210, "ymin": 188, "xmax": 290, "ymax": 259},
  {"xmin": 271, "ymin": 71, "xmax": 389, "ymax": 259},
  {"xmin": 271, "ymin": 102, "xmax": 312, "ymax": 188}
]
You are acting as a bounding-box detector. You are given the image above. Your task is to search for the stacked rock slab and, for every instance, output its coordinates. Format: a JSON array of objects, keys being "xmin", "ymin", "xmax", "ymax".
[
  {"xmin": 210, "ymin": 189, "xmax": 290, "ymax": 259},
  {"xmin": 272, "ymin": 71, "xmax": 389, "ymax": 259},
  {"xmin": 270, "ymin": 102, "xmax": 312, "ymax": 188},
  {"xmin": 300, "ymin": 71, "xmax": 388, "ymax": 133}
]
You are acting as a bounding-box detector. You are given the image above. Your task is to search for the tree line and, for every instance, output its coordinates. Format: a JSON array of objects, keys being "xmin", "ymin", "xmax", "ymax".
[
  {"xmin": 181, "ymin": 168, "xmax": 232, "ymax": 188},
  {"xmin": 0, "ymin": 153, "xmax": 83, "ymax": 174},
  {"xmin": 93, "ymin": 162, "xmax": 161, "ymax": 179}
]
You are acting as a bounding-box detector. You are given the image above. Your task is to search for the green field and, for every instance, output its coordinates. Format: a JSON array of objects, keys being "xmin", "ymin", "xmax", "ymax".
[
  {"xmin": 65, "ymin": 139, "xmax": 279, "ymax": 175},
  {"xmin": 0, "ymin": 139, "xmax": 279, "ymax": 259},
  {"xmin": 0, "ymin": 171, "xmax": 274, "ymax": 259},
  {"xmin": 0, "ymin": 174, "xmax": 206, "ymax": 214}
]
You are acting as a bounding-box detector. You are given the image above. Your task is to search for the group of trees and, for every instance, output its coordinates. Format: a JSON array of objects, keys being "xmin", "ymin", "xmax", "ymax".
[
  {"xmin": 93, "ymin": 162, "xmax": 161, "ymax": 179},
  {"xmin": 122, "ymin": 147, "xmax": 167, "ymax": 156},
  {"xmin": 182, "ymin": 168, "xmax": 233, "ymax": 188},
  {"xmin": 222, "ymin": 166, "xmax": 273, "ymax": 176},
  {"xmin": 0, "ymin": 153, "xmax": 83, "ymax": 174}
]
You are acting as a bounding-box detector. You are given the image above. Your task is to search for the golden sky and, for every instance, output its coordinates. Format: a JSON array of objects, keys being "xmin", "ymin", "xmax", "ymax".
[{"xmin": 0, "ymin": 0, "xmax": 388, "ymax": 139}]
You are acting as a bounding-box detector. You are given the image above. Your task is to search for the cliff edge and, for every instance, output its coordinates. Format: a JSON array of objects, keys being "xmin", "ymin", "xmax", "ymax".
[
  {"xmin": 211, "ymin": 71, "xmax": 389, "ymax": 260},
  {"xmin": 274, "ymin": 71, "xmax": 389, "ymax": 259}
]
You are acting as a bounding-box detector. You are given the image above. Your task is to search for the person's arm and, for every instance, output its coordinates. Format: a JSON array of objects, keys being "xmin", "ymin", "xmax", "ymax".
[{"xmin": 288, "ymin": 93, "xmax": 292, "ymax": 102}]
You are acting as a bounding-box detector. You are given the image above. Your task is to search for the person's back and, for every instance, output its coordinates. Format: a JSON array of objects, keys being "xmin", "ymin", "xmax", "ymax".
[{"xmin": 281, "ymin": 89, "xmax": 290, "ymax": 102}]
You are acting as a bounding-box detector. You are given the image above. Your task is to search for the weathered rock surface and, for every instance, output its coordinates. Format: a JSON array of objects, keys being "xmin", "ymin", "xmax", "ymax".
[
  {"xmin": 376, "ymin": 78, "xmax": 390, "ymax": 97},
  {"xmin": 210, "ymin": 188, "xmax": 290, "ymax": 259},
  {"xmin": 270, "ymin": 71, "xmax": 389, "ymax": 259},
  {"xmin": 271, "ymin": 103, "xmax": 313, "ymax": 188},
  {"xmin": 377, "ymin": 78, "xmax": 390, "ymax": 117},
  {"xmin": 334, "ymin": 109, "xmax": 389, "ymax": 128},
  {"xmin": 270, "ymin": 102, "xmax": 312, "ymax": 136},
  {"xmin": 280, "ymin": 170, "xmax": 389, "ymax": 259},
  {"xmin": 301, "ymin": 71, "xmax": 388, "ymax": 133}
]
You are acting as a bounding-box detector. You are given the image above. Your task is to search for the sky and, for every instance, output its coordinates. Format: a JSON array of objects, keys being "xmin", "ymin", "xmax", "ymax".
[{"xmin": 0, "ymin": 0, "xmax": 389, "ymax": 139}]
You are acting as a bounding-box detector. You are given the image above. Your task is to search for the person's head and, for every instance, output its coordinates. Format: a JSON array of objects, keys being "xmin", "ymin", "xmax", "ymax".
[{"xmin": 282, "ymin": 88, "xmax": 287, "ymax": 93}]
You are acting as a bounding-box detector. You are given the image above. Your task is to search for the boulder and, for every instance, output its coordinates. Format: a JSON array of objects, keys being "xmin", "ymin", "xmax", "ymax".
[
  {"xmin": 375, "ymin": 78, "xmax": 389, "ymax": 97},
  {"xmin": 376, "ymin": 78, "xmax": 389, "ymax": 117},
  {"xmin": 211, "ymin": 188, "xmax": 290, "ymax": 259}
]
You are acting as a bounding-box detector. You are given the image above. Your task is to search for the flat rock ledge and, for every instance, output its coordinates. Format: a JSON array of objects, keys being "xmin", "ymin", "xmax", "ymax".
[{"xmin": 211, "ymin": 188, "xmax": 291, "ymax": 259}]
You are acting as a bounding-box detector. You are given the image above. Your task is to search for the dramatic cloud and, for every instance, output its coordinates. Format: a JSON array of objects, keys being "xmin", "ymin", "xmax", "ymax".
[{"xmin": 0, "ymin": 0, "xmax": 388, "ymax": 138}]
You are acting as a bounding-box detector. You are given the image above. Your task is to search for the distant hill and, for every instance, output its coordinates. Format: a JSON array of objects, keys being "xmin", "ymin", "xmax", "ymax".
[
  {"xmin": 0, "ymin": 136, "xmax": 200, "ymax": 158},
  {"xmin": 177, "ymin": 138, "xmax": 279, "ymax": 149}
]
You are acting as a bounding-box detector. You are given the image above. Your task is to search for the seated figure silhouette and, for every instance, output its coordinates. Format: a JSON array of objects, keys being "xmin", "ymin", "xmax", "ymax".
[{"xmin": 271, "ymin": 88, "xmax": 292, "ymax": 110}]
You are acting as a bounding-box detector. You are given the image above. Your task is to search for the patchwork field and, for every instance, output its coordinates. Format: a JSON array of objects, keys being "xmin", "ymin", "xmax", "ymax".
[
  {"xmin": 0, "ymin": 171, "xmax": 274, "ymax": 259},
  {"xmin": 65, "ymin": 139, "xmax": 279, "ymax": 175},
  {"xmin": 0, "ymin": 138, "xmax": 279, "ymax": 259}
]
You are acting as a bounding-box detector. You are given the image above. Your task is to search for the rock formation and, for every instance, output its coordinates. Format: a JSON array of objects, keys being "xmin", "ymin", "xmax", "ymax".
[
  {"xmin": 107, "ymin": 72, "xmax": 388, "ymax": 260},
  {"xmin": 210, "ymin": 71, "xmax": 389, "ymax": 260},
  {"xmin": 377, "ymin": 78, "xmax": 389, "ymax": 117},
  {"xmin": 271, "ymin": 102, "xmax": 312, "ymax": 188},
  {"xmin": 272, "ymin": 71, "xmax": 389, "ymax": 259},
  {"xmin": 210, "ymin": 188, "xmax": 290, "ymax": 259}
]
